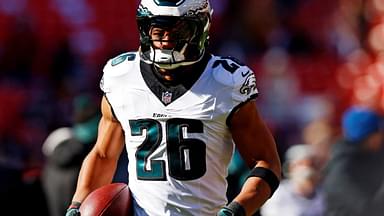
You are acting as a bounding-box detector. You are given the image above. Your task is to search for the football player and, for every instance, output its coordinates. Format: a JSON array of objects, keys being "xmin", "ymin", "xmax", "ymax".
[{"xmin": 66, "ymin": 0, "xmax": 281, "ymax": 215}]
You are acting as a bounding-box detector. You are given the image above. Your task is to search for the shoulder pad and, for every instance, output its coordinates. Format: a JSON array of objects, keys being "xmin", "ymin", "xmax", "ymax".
[
  {"xmin": 102, "ymin": 52, "xmax": 138, "ymax": 77},
  {"xmin": 212, "ymin": 56, "xmax": 256, "ymax": 85},
  {"xmin": 101, "ymin": 52, "xmax": 138, "ymax": 93}
]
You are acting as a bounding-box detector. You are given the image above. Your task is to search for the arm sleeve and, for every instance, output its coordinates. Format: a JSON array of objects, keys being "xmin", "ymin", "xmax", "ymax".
[{"xmin": 225, "ymin": 66, "xmax": 259, "ymax": 126}]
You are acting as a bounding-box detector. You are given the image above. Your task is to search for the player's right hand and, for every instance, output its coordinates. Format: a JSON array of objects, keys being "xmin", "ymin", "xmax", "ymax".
[{"xmin": 65, "ymin": 201, "xmax": 81, "ymax": 216}]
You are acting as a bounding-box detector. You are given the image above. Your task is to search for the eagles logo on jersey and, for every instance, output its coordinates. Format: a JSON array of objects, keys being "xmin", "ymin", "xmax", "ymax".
[{"xmin": 240, "ymin": 70, "xmax": 257, "ymax": 96}]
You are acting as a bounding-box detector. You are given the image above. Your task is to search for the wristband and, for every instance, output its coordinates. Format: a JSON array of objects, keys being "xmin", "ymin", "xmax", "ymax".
[
  {"xmin": 247, "ymin": 167, "xmax": 280, "ymax": 197},
  {"xmin": 217, "ymin": 201, "xmax": 246, "ymax": 216}
]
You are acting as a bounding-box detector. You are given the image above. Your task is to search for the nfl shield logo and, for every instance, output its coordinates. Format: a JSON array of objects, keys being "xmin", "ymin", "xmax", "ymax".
[{"xmin": 162, "ymin": 91, "xmax": 172, "ymax": 104}]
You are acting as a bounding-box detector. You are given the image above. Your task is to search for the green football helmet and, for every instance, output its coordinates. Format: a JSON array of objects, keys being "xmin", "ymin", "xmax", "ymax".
[{"xmin": 137, "ymin": 0, "xmax": 213, "ymax": 69}]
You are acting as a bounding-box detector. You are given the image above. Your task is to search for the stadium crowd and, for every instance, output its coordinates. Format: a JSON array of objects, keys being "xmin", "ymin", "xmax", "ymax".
[{"xmin": 0, "ymin": 0, "xmax": 384, "ymax": 215}]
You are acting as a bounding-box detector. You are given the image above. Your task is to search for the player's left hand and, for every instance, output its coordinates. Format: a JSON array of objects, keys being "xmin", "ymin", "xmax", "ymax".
[{"xmin": 65, "ymin": 201, "xmax": 81, "ymax": 216}]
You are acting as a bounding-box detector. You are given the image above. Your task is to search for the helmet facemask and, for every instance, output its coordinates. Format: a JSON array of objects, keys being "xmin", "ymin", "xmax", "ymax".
[{"xmin": 137, "ymin": 8, "xmax": 211, "ymax": 69}]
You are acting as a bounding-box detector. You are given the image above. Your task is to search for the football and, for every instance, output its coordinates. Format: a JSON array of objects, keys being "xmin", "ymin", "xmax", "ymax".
[{"xmin": 79, "ymin": 183, "xmax": 132, "ymax": 216}]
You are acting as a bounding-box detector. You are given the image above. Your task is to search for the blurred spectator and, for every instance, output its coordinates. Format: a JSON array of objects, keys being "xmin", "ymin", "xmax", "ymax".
[
  {"xmin": 260, "ymin": 144, "xmax": 325, "ymax": 216},
  {"xmin": 0, "ymin": 17, "xmax": 37, "ymax": 82},
  {"xmin": 322, "ymin": 106, "xmax": 384, "ymax": 216},
  {"xmin": 300, "ymin": 98, "xmax": 337, "ymax": 170},
  {"xmin": 41, "ymin": 94, "xmax": 100, "ymax": 216}
]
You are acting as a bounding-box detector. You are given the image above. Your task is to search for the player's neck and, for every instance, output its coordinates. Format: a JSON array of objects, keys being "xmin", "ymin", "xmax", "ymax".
[
  {"xmin": 155, "ymin": 67, "xmax": 190, "ymax": 82},
  {"xmin": 157, "ymin": 68, "xmax": 177, "ymax": 81}
]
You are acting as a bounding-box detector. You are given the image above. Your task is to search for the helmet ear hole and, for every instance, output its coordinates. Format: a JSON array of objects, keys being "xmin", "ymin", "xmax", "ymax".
[{"xmin": 136, "ymin": 0, "xmax": 212, "ymax": 69}]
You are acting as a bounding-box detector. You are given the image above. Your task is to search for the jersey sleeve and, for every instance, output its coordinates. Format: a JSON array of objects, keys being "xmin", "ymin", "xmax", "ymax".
[
  {"xmin": 100, "ymin": 52, "xmax": 138, "ymax": 94},
  {"xmin": 212, "ymin": 56, "xmax": 259, "ymax": 103},
  {"xmin": 211, "ymin": 56, "xmax": 259, "ymax": 126},
  {"xmin": 230, "ymin": 66, "xmax": 258, "ymax": 104},
  {"xmin": 227, "ymin": 65, "xmax": 259, "ymax": 126},
  {"xmin": 99, "ymin": 59, "xmax": 112, "ymax": 94}
]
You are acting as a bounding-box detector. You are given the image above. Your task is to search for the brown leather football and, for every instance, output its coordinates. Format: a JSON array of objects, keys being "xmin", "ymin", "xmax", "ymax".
[{"xmin": 80, "ymin": 183, "xmax": 132, "ymax": 216}]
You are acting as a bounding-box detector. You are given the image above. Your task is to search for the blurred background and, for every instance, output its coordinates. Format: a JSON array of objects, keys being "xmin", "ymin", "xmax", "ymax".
[{"xmin": 1, "ymin": 0, "xmax": 384, "ymax": 215}]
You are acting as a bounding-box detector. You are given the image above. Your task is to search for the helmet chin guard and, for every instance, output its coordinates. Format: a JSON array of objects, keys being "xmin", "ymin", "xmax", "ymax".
[
  {"xmin": 137, "ymin": 0, "xmax": 212, "ymax": 69},
  {"xmin": 142, "ymin": 44, "xmax": 204, "ymax": 70}
]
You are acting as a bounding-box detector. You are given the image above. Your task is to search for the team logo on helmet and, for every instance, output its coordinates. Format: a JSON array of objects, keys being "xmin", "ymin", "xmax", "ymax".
[{"xmin": 137, "ymin": 5, "xmax": 153, "ymax": 17}]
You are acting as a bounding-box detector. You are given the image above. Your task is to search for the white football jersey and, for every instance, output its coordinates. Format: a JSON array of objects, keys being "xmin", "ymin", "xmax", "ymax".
[{"xmin": 101, "ymin": 51, "xmax": 258, "ymax": 216}]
